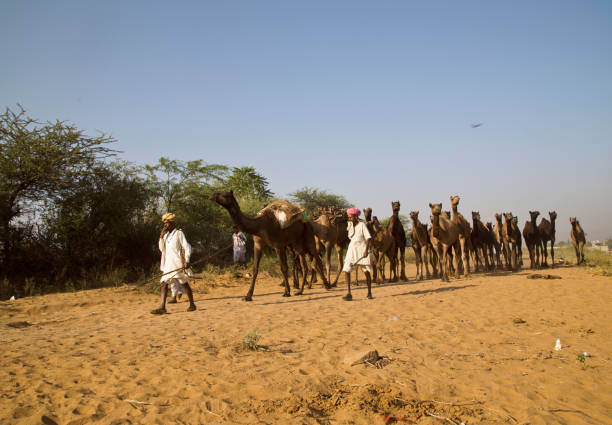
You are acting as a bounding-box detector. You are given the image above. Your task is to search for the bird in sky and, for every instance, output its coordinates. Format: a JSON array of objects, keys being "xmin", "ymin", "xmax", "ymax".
[{"xmin": 471, "ymin": 123, "xmax": 483, "ymax": 128}]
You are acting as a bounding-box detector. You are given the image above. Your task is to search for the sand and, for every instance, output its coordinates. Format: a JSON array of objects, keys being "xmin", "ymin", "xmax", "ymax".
[{"xmin": 1, "ymin": 262, "xmax": 611, "ymax": 425}]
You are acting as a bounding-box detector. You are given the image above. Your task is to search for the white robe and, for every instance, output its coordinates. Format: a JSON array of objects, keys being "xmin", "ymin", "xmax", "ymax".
[
  {"xmin": 232, "ymin": 231, "xmax": 247, "ymax": 262},
  {"xmin": 342, "ymin": 221, "xmax": 373, "ymax": 273},
  {"xmin": 159, "ymin": 229, "xmax": 191, "ymax": 284}
]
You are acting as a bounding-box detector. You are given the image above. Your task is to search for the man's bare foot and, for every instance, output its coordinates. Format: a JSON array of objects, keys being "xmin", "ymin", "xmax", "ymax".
[
  {"xmin": 186, "ymin": 304, "xmax": 196, "ymax": 312},
  {"xmin": 342, "ymin": 294, "xmax": 352, "ymax": 301},
  {"xmin": 150, "ymin": 308, "xmax": 166, "ymax": 315}
]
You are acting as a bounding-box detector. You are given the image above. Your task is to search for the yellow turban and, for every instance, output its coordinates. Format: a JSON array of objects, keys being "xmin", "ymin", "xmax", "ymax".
[{"xmin": 161, "ymin": 213, "xmax": 176, "ymax": 223}]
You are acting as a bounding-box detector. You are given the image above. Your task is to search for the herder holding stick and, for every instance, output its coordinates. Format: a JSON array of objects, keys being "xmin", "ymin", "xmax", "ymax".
[
  {"xmin": 341, "ymin": 208, "xmax": 374, "ymax": 301},
  {"xmin": 151, "ymin": 213, "xmax": 197, "ymax": 314}
]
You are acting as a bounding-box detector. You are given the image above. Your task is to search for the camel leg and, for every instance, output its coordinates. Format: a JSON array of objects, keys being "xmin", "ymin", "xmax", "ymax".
[
  {"xmin": 245, "ymin": 245, "xmax": 263, "ymax": 301},
  {"xmin": 580, "ymin": 242, "xmax": 585, "ymax": 264},
  {"xmin": 527, "ymin": 243, "xmax": 535, "ymax": 269},
  {"xmin": 503, "ymin": 240, "xmax": 511, "ymax": 270},
  {"xmin": 573, "ymin": 244, "xmax": 580, "ymax": 265},
  {"xmin": 296, "ymin": 254, "xmax": 310, "ymax": 295},
  {"xmin": 309, "ymin": 251, "xmax": 331, "ymax": 289},
  {"xmin": 325, "ymin": 242, "xmax": 332, "ymax": 286},
  {"xmin": 413, "ymin": 246, "xmax": 422, "ymax": 280},
  {"xmin": 459, "ymin": 238, "xmax": 470, "ymax": 278},
  {"xmin": 540, "ymin": 241, "xmax": 548, "ymax": 268},
  {"xmin": 399, "ymin": 246, "xmax": 407, "ymax": 281},
  {"xmin": 275, "ymin": 248, "xmax": 291, "ymax": 297},
  {"xmin": 423, "ymin": 245, "xmax": 431, "ymax": 279},
  {"xmin": 439, "ymin": 246, "xmax": 448, "ymax": 282},
  {"xmin": 331, "ymin": 245, "xmax": 342, "ymax": 286},
  {"xmin": 550, "ymin": 241, "xmax": 555, "ymax": 268}
]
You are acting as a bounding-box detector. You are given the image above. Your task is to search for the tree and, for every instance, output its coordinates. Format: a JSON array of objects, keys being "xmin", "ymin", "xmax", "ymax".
[
  {"xmin": 0, "ymin": 106, "xmax": 116, "ymax": 265},
  {"xmin": 143, "ymin": 157, "xmax": 228, "ymax": 212},
  {"xmin": 224, "ymin": 166, "xmax": 273, "ymax": 201},
  {"xmin": 42, "ymin": 161, "xmax": 158, "ymax": 281},
  {"xmin": 289, "ymin": 187, "xmax": 351, "ymax": 217}
]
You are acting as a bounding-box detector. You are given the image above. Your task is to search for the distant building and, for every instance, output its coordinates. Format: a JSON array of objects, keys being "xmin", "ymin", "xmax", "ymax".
[{"xmin": 590, "ymin": 240, "xmax": 611, "ymax": 253}]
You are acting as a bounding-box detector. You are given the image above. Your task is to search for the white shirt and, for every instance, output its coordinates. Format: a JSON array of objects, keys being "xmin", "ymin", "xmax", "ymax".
[{"xmin": 159, "ymin": 228, "xmax": 191, "ymax": 283}]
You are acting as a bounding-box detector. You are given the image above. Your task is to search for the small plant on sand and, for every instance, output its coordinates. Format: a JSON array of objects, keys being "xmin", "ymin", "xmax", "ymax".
[
  {"xmin": 242, "ymin": 329, "xmax": 261, "ymax": 351},
  {"xmin": 576, "ymin": 353, "xmax": 586, "ymax": 364}
]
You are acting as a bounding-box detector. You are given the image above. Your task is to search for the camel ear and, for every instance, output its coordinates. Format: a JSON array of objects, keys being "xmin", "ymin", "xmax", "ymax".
[{"xmin": 428, "ymin": 203, "xmax": 433, "ymax": 208}]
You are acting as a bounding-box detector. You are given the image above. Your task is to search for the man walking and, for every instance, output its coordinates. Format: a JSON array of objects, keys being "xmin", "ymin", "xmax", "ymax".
[{"xmin": 151, "ymin": 213, "xmax": 196, "ymax": 314}]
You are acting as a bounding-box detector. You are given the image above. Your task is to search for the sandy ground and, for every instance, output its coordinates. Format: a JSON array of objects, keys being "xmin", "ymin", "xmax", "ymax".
[{"xmin": 1, "ymin": 261, "xmax": 611, "ymax": 425}]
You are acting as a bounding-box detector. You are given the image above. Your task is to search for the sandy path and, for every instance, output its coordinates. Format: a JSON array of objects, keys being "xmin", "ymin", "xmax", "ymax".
[{"xmin": 1, "ymin": 263, "xmax": 610, "ymax": 425}]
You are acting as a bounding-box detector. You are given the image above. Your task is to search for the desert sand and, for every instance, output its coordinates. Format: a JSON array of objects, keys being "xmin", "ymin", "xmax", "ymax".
[{"xmin": 1, "ymin": 262, "xmax": 611, "ymax": 425}]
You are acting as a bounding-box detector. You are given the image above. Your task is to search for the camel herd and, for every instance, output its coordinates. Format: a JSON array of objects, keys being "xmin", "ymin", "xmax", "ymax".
[{"xmin": 210, "ymin": 191, "xmax": 587, "ymax": 301}]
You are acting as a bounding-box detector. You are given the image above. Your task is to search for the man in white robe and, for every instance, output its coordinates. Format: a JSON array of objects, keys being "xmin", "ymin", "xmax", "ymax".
[
  {"xmin": 151, "ymin": 213, "xmax": 196, "ymax": 314},
  {"xmin": 341, "ymin": 208, "xmax": 373, "ymax": 301},
  {"xmin": 232, "ymin": 226, "xmax": 247, "ymax": 265}
]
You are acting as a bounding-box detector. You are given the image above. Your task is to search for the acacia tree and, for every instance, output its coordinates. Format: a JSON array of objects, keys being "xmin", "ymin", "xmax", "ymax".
[
  {"xmin": 289, "ymin": 187, "xmax": 351, "ymax": 217},
  {"xmin": 224, "ymin": 166, "xmax": 273, "ymax": 201},
  {"xmin": 0, "ymin": 106, "xmax": 116, "ymax": 267},
  {"xmin": 143, "ymin": 157, "xmax": 228, "ymax": 212}
]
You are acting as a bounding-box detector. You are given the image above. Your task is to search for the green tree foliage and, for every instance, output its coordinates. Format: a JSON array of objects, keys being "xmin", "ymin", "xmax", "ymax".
[
  {"xmin": 289, "ymin": 187, "xmax": 351, "ymax": 217},
  {"xmin": 0, "ymin": 106, "xmax": 116, "ymax": 268},
  {"xmin": 223, "ymin": 166, "xmax": 273, "ymax": 201},
  {"xmin": 143, "ymin": 157, "xmax": 228, "ymax": 212},
  {"xmin": 40, "ymin": 162, "xmax": 158, "ymax": 284}
]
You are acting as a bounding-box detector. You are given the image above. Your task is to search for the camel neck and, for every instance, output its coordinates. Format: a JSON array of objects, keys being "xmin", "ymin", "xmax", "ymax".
[{"xmin": 226, "ymin": 203, "xmax": 261, "ymax": 236}]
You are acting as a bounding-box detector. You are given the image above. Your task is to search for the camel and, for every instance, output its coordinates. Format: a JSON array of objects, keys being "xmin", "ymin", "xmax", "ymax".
[
  {"xmin": 502, "ymin": 213, "xmax": 521, "ymax": 270},
  {"xmin": 512, "ymin": 216, "xmax": 524, "ymax": 267},
  {"xmin": 410, "ymin": 211, "xmax": 433, "ymax": 280},
  {"xmin": 450, "ymin": 196, "xmax": 472, "ymax": 277},
  {"xmin": 538, "ymin": 211, "xmax": 557, "ymax": 268},
  {"xmin": 429, "ymin": 203, "xmax": 461, "ymax": 282},
  {"xmin": 570, "ymin": 217, "xmax": 586, "ymax": 265},
  {"xmin": 492, "ymin": 213, "xmax": 507, "ymax": 269},
  {"xmin": 388, "ymin": 201, "xmax": 408, "ymax": 281},
  {"xmin": 309, "ymin": 206, "xmax": 349, "ymax": 286},
  {"xmin": 522, "ymin": 211, "xmax": 541, "ymax": 269},
  {"xmin": 470, "ymin": 211, "xmax": 492, "ymax": 272},
  {"xmin": 369, "ymin": 216, "xmax": 398, "ymax": 283},
  {"xmin": 209, "ymin": 191, "xmax": 329, "ymax": 301},
  {"xmin": 484, "ymin": 222, "xmax": 497, "ymax": 269}
]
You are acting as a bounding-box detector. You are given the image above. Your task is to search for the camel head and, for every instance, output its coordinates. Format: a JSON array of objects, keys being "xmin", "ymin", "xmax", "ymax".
[
  {"xmin": 504, "ymin": 212, "xmax": 513, "ymax": 223},
  {"xmin": 392, "ymin": 201, "xmax": 400, "ymax": 213},
  {"xmin": 209, "ymin": 191, "xmax": 238, "ymax": 210},
  {"xmin": 485, "ymin": 222, "xmax": 493, "ymax": 231},
  {"xmin": 363, "ymin": 208, "xmax": 372, "ymax": 222},
  {"xmin": 428, "ymin": 203, "xmax": 442, "ymax": 215},
  {"xmin": 410, "ymin": 211, "xmax": 419, "ymax": 222},
  {"xmin": 450, "ymin": 195, "xmax": 460, "ymax": 207},
  {"xmin": 494, "ymin": 213, "xmax": 503, "ymax": 223},
  {"xmin": 549, "ymin": 211, "xmax": 557, "ymax": 221},
  {"xmin": 529, "ymin": 211, "xmax": 540, "ymax": 222},
  {"xmin": 570, "ymin": 217, "xmax": 577, "ymax": 225},
  {"xmin": 472, "ymin": 211, "xmax": 481, "ymax": 221}
]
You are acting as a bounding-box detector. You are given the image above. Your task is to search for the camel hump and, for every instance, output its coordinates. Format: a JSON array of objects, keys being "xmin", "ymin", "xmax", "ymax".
[{"xmin": 257, "ymin": 200, "xmax": 306, "ymax": 229}]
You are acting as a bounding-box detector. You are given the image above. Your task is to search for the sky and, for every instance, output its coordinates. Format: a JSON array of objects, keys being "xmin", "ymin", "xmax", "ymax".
[{"xmin": 2, "ymin": 1, "xmax": 611, "ymax": 241}]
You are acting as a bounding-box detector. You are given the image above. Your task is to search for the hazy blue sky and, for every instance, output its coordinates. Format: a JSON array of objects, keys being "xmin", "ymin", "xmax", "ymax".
[{"xmin": 2, "ymin": 1, "xmax": 611, "ymax": 241}]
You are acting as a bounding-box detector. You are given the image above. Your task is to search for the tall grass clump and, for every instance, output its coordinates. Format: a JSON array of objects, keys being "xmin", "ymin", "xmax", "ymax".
[{"xmin": 554, "ymin": 245, "xmax": 612, "ymax": 276}]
